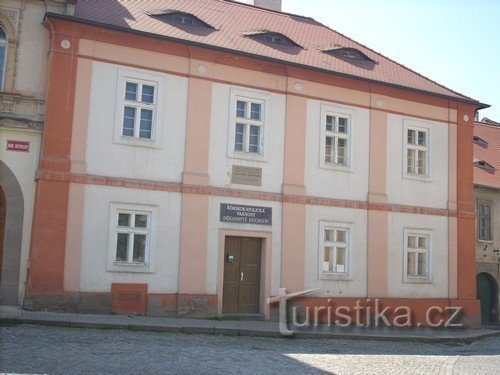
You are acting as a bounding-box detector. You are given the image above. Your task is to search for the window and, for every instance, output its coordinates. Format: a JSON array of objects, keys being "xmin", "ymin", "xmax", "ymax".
[
  {"xmin": 406, "ymin": 127, "xmax": 429, "ymax": 176},
  {"xmin": 173, "ymin": 14, "xmax": 194, "ymax": 26},
  {"xmin": 107, "ymin": 203, "xmax": 158, "ymax": 273},
  {"xmin": 114, "ymin": 69, "xmax": 165, "ymax": 148},
  {"xmin": 0, "ymin": 25, "xmax": 7, "ymax": 92},
  {"xmin": 122, "ymin": 81, "xmax": 156, "ymax": 139},
  {"xmin": 319, "ymin": 221, "xmax": 352, "ymax": 279},
  {"xmin": 265, "ymin": 34, "xmax": 283, "ymax": 45},
  {"xmin": 319, "ymin": 104, "xmax": 354, "ymax": 171},
  {"xmin": 324, "ymin": 113, "xmax": 350, "ymax": 166},
  {"xmin": 404, "ymin": 230, "xmax": 431, "ymax": 281},
  {"xmin": 231, "ymin": 95, "xmax": 266, "ymax": 156},
  {"xmin": 478, "ymin": 201, "xmax": 492, "ymax": 241}
]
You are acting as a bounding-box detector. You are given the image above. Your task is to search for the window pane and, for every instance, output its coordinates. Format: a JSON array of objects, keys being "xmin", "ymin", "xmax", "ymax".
[
  {"xmin": 324, "ymin": 229, "xmax": 333, "ymax": 242},
  {"xmin": 249, "ymin": 125, "xmax": 260, "ymax": 153},
  {"xmin": 325, "ymin": 136, "xmax": 333, "ymax": 163},
  {"xmin": 235, "ymin": 123, "xmax": 245, "ymax": 151},
  {"xmin": 407, "ymin": 251, "xmax": 416, "ymax": 276},
  {"xmin": 338, "ymin": 117, "xmax": 348, "ymax": 133},
  {"xmin": 133, "ymin": 234, "xmax": 146, "ymax": 262},
  {"xmin": 250, "ymin": 103, "xmax": 261, "ymax": 120},
  {"xmin": 141, "ymin": 85, "xmax": 155, "ymax": 103},
  {"xmin": 116, "ymin": 233, "xmax": 129, "ymax": 262},
  {"xmin": 323, "ymin": 246, "xmax": 333, "ymax": 272},
  {"xmin": 337, "ymin": 138, "xmax": 346, "ymax": 165},
  {"xmin": 418, "ymin": 131, "xmax": 426, "ymax": 146},
  {"xmin": 408, "ymin": 235, "xmax": 416, "ymax": 248},
  {"xmin": 326, "ymin": 115, "xmax": 334, "ymax": 131},
  {"xmin": 417, "ymin": 150, "xmax": 426, "ymax": 174},
  {"xmin": 134, "ymin": 214, "xmax": 148, "ymax": 228},
  {"xmin": 139, "ymin": 109, "xmax": 153, "ymax": 139},
  {"xmin": 123, "ymin": 106, "xmax": 136, "ymax": 136},
  {"xmin": 336, "ymin": 229, "xmax": 346, "ymax": 243},
  {"xmin": 418, "ymin": 236, "xmax": 426, "ymax": 248},
  {"xmin": 125, "ymin": 82, "xmax": 137, "ymax": 101},
  {"xmin": 118, "ymin": 213, "xmax": 130, "ymax": 227},
  {"xmin": 407, "ymin": 129, "xmax": 415, "ymax": 144},
  {"xmin": 407, "ymin": 149, "xmax": 415, "ymax": 173},
  {"xmin": 417, "ymin": 253, "xmax": 427, "ymax": 277},
  {"xmin": 336, "ymin": 247, "xmax": 346, "ymax": 272},
  {"xmin": 236, "ymin": 101, "xmax": 246, "ymax": 118}
]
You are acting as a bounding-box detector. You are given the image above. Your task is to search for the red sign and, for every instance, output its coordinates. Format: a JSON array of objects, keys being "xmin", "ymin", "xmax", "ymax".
[{"xmin": 6, "ymin": 140, "xmax": 30, "ymax": 153}]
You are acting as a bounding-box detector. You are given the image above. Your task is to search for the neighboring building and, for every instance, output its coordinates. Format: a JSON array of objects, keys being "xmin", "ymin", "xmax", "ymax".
[
  {"xmin": 22, "ymin": 0, "xmax": 488, "ymax": 326},
  {"xmin": 474, "ymin": 118, "xmax": 499, "ymax": 323},
  {"xmin": 0, "ymin": 0, "xmax": 72, "ymax": 306}
]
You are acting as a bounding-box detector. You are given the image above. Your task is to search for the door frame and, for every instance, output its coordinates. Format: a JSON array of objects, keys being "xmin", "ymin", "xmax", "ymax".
[{"xmin": 217, "ymin": 229, "xmax": 272, "ymax": 319}]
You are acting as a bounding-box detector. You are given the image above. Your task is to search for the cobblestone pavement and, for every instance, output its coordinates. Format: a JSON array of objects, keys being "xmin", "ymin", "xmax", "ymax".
[{"xmin": 0, "ymin": 325, "xmax": 499, "ymax": 374}]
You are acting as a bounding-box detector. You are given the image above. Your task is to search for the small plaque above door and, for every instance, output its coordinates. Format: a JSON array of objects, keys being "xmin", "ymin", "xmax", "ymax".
[{"xmin": 231, "ymin": 165, "xmax": 262, "ymax": 186}]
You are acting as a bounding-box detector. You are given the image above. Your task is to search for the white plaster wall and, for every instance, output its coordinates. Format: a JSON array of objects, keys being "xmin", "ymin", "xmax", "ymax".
[
  {"xmin": 305, "ymin": 100, "xmax": 370, "ymax": 201},
  {"xmin": 206, "ymin": 195, "xmax": 282, "ymax": 296},
  {"xmin": 79, "ymin": 185, "xmax": 182, "ymax": 293},
  {"xmin": 85, "ymin": 61, "xmax": 187, "ymax": 182},
  {"xmin": 387, "ymin": 212, "xmax": 449, "ymax": 298},
  {"xmin": 305, "ymin": 205, "xmax": 368, "ymax": 297},
  {"xmin": 474, "ymin": 189, "xmax": 500, "ymax": 259},
  {"xmin": 0, "ymin": 128, "xmax": 41, "ymax": 303},
  {"xmin": 208, "ymin": 83, "xmax": 285, "ymax": 193},
  {"xmin": 386, "ymin": 114, "xmax": 449, "ymax": 209}
]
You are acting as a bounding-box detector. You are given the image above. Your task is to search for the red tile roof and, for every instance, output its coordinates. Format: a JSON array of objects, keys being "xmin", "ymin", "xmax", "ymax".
[
  {"xmin": 71, "ymin": 0, "xmax": 482, "ymax": 104},
  {"xmin": 473, "ymin": 121, "xmax": 500, "ymax": 189}
]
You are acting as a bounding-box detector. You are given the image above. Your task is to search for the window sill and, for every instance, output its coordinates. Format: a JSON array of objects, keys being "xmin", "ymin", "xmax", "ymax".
[
  {"xmin": 107, "ymin": 262, "xmax": 155, "ymax": 274},
  {"xmin": 319, "ymin": 273, "xmax": 353, "ymax": 281},
  {"xmin": 114, "ymin": 136, "xmax": 161, "ymax": 149},
  {"xmin": 403, "ymin": 173, "xmax": 432, "ymax": 182},
  {"xmin": 319, "ymin": 163, "xmax": 353, "ymax": 173},
  {"xmin": 477, "ymin": 239, "xmax": 494, "ymax": 244},
  {"xmin": 403, "ymin": 277, "xmax": 432, "ymax": 284},
  {"xmin": 228, "ymin": 151, "xmax": 268, "ymax": 163}
]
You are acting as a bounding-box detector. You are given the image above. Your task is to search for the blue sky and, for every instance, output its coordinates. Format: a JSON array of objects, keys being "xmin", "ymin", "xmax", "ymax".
[{"xmin": 281, "ymin": 0, "xmax": 500, "ymax": 121}]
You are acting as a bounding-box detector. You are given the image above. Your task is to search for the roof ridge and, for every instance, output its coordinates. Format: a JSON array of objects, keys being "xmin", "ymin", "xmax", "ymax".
[
  {"xmin": 219, "ymin": 0, "xmax": 319, "ymax": 23},
  {"xmin": 309, "ymin": 18, "xmax": 477, "ymax": 102},
  {"xmin": 474, "ymin": 121, "xmax": 500, "ymax": 130}
]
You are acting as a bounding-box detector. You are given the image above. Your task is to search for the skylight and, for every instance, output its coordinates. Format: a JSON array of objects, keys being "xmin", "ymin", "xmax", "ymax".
[
  {"xmin": 322, "ymin": 46, "xmax": 375, "ymax": 63},
  {"xmin": 242, "ymin": 30, "xmax": 302, "ymax": 49},
  {"xmin": 149, "ymin": 11, "xmax": 215, "ymax": 30}
]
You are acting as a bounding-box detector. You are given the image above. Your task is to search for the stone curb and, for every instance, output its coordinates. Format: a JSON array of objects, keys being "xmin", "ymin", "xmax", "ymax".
[{"xmin": 2, "ymin": 315, "xmax": 499, "ymax": 344}]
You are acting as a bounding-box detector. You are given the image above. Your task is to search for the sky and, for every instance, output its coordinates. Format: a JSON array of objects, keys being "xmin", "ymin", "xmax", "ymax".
[{"xmin": 281, "ymin": 0, "xmax": 500, "ymax": 121}]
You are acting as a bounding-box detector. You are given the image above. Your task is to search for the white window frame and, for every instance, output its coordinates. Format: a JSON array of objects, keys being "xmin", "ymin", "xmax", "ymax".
[
  {"xmin": 114, "ymin": 68, "xmax": 165, "ymax": 149},
  {"xmin": 227, "ymin": 88, "xmax": 270, "ymax": 161},
  {"xmin": 319, "ymin": 103, "xmax": 355, "ymax": 172},
  {"xmin": 318, "ymin": 221, "xmax": 353, "ymax": 280},
  {"xmin": 403, "ymin": 228, "xmax": 432, "ymax": 283},
  {"xmin": 403, "ymin": 119, "xmax": 431, "ymax": 181},
  {"xmin": 477, "ymin": 200, "xmax": 493, "ymax": 242},
  {"xmin": 0, "ymin": 24, "xmax": 7, "ymax": 92},
  {"xmin": 107, "ymin": 202, "xmax": 158, "ymax": 273}
]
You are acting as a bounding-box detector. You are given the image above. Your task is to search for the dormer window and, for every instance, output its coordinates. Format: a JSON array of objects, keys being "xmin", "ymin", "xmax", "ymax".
[
  {"xmin": 149, "ymin": 11, "xmax": 215, "ymax": 30},
  {"xmin": 474, "ymin": 160, "xmax": 496, "ymax": 173},
  {"xmin": 473, "ymin": 135, "xmax": 489, "ymax": 147},
  {"xmin": 242, "ymin": 30, "xmax": 302, "ymax": 49},
  {"xmin": 322, "ymin": 46, "xmax": 375, "ymax": 63}
]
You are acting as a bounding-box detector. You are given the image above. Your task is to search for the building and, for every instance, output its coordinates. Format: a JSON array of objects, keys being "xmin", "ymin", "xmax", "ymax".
[
  {"xmin": 21, "ymin": 0, "xmax": 488, "ymax": 326},
  {"xmin": 474, "ymin": 118, "xmax": 499, "ymax": 323},
  {"xmin": 0, "ymin": 0, "xmax": 71, "ymax": 306}
]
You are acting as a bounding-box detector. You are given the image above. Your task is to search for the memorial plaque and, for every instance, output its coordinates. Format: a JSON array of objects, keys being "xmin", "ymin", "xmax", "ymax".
[
  {"xmin": 231, "ymin": 165, "xmax": 262, "ymax": 186},
  {"xmin": 220, "ymin": 203, "xmax": 272, "ymax": 226}
]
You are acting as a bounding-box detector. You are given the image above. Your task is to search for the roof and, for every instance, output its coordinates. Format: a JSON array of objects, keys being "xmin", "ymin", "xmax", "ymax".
[
  {"xmin": 69, "ymin": 0, "xmax": 483, "ymax": 105},
  {"xmin": 473, "ymin": 120, "xmax": 500, "ymax": 189}
]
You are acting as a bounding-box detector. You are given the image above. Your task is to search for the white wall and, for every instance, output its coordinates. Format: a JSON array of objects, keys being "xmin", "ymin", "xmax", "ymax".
[
  {"xmin": 387, "ymin": 212, "xmax": 449, "ymax": 298},
  {"xmin": 208, "ymin": 83, "xmax": 285, "ymax": 193},
  {"xmin": 305, "ymin": 99, "xmax": 370, "ymax": 201},
  {"xmin": 386, "ymin": 114, "xmax": 449, "ymax": 209},
  {"xmin": 304, "ymin": 205, "xmax": 368, "ymax": 297},
  {"xmin": 79, "ymin": 184, "xmax": 182, "ymax": 293},
  {"xmin": 0, "ymin": 128, "xmax": 41, "ymax": 303},
  {"xmin": 206, "ymin": 195, "xmax": 282, "ymax": 296},
  {"xmin": 85, "ymin": 61, "xmax": 188, "ymax": 183}
]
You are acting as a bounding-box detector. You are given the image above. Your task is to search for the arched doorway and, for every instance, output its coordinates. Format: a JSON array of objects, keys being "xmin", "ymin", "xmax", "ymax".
[
  {"xmin": 0, "ymin": 160, "xmax": 24, "ymax": 305},
  {"xmin": 476, "ymin": 272, "xmax": 498, "ymax": 323}
]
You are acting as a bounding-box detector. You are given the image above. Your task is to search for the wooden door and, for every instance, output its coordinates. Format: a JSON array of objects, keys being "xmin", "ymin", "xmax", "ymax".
[
  {"xmin": 223, "ymin": 236, "xmax": 261, "ymax": 314},
  {"xmin": 477, "ymin": 273, "xmax": 493, "ymax": 322}
]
